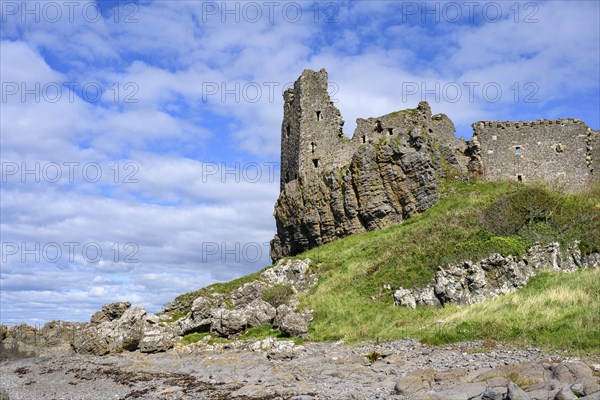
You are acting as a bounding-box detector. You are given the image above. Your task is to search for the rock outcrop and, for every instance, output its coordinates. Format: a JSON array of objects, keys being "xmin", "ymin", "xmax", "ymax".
[
  {"xmin": 0, "ymin": 259, "xmax": 317, "ymax": 358},
  {"xmin": 394, "ymin": 242, "xmax": 599, "ymax": 308},
  {"xmin": 271, "ymin": 70, "xmax": 472, "ymax": 260},
  {"xmin": 173, "ymin": 258, "xmax": 316, "ymax": 338}
]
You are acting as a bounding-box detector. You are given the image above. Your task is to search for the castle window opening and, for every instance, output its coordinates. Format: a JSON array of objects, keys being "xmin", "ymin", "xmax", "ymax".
[
  {"xmin": 515, "ymin": 146, "xmax": 521, "ymax": 155},
  {"xmin": 555, "ymin": 143, "xmax": 564, "ymax": 153},
  {"xmin": 388, "ymin": 128, "xmax": 393, "ymax": 136},
  {"xmin": 286, "ymin": 124, "xmax": 290, "ymax": 138},
  {"xmin": 316, "ymin": 111, "xmax": 322, "ymax": 121},
  {"xmin": 312, "ymin": 159, "xmax": 319, "ymax": 168},
  {"xmin": 375, "ymin": 121, "xmax": 383, "ymax": 133},
  {"xmin": 362, "ymin": 135, "xmax": 367, "ymax": 144},
  {"xmin": 311, "ymin": 142, "xmax": 316, "ymax": 153},
  {"xmin": 517, "ymin": 174, "xmax": 523, "ymax": 182}
]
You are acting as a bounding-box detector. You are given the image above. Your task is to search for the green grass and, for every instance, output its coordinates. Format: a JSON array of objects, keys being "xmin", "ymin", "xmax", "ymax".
[
  {"xmin": 238, "ymin": 324, "xmax": 286, "ymax": 341},
  {"xmin": 169, "ymin": 180, "xmax": 600, "ymax": 353},
  {"xmin": 295, "ymin": 181, "xmax": 600, "ymax": 352},
  {"xmin": 261, "ymin": 284, "xmax": 295, "ymax": 308},
  {"xmin": 180, "ymin": 332, "xmax": 210, "ymax": 345},
  {"xmin": 419, "ymin": 269, "xmax": 600, "ymax": 352}
]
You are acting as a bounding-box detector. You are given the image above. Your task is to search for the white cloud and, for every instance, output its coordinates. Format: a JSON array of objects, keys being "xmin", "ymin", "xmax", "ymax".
[{"xmin": 1, "ymin": 0, "xmax": 597, "ymax": 326}]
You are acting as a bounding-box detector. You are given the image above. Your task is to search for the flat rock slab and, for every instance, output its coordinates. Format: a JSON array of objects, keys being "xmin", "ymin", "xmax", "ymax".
[{"xmin": 1, "ymin": 339, "xmax": 598, "ymax": 400}]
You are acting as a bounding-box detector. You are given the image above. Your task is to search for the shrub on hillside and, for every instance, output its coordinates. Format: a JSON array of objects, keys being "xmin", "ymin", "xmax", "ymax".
[
  {"xmin": 480, "ymin": 184, "xmax": 600, "ymax": 253},
  {"xmin": 261, "ymin": 284, "xmax": 295, "ymax": 308}
]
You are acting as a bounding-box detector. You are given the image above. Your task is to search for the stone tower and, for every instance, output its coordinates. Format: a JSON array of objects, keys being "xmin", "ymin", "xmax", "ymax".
[
  {"xmin": 272, "ymin": 69, "xmax": 469, "ymax": 260},
  {"xmin": 279, "ymin": 69, "xmax": 352, "ymax": 191}
]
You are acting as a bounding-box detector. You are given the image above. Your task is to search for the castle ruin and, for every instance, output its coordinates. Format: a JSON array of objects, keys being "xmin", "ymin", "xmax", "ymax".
[
  {"xmin": 271, "ymin": 68, "xmax": 599, "ymax": 260},
  {"xmin": 470, "ymin": 119, "xmax": 597, "ymax": 191}
]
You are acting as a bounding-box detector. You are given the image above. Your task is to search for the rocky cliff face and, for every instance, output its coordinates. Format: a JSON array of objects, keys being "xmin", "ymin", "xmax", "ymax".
[{"xmin": 271, "ymin": 95, "xmax": 473, "ymax": 260}]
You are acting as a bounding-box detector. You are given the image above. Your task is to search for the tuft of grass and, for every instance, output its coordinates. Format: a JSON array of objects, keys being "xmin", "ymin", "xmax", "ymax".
[
  {"xmin": 180, "ymin": 332, "xmax": 210, "ymax": 345},
  {"xmin": 238, "ymin": 324, "xmax": 286, "ymax": 341},
  {"xmin": 506, "ymin": 371, "xmax": 539, "ymax": 390},
  {"xmin": 366, "ymin": 350, "xmax": 382, "ymax": 364},
  {"xmin": 261, "ymin": 284, "xmax": 295, "ymax": 308},
  {"xmin": 161, "ymin": 310, "xmax": 188, "ymax": 324}
]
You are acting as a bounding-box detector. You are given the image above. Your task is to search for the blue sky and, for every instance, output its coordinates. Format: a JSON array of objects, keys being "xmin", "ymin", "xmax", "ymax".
[{"xmin": 1, "ymin": 0, "xmax": 599, "ymax": 326}]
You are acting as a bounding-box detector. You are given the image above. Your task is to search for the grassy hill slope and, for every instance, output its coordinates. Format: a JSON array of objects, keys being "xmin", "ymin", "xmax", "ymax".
[
  {"xmin": 173, "ymin": 181, "xmax": 600, "ymax": 353},
  {"xmin": 297, "ymin": 181, "xmax": 599, "ymax": 352}
]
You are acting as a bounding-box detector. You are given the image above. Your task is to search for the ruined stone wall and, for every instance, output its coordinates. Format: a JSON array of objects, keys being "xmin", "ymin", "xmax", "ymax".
[
  {"xmin": 272, "ymin": 69, "xmax": 469, "ymax": 260},
  {"xmin": 472, "ymin": 119, "xmax": 597, "ymax": 191},
  {"xmin": 279, "ymin": 69, "xmax": 352, "ymax": 191},
  {"xmin": 272, "ymin": 68, "xmax": 598, "ymax": 261},
  {"xmin": 280, "ymin": 70, "xmax": 470, "ymax": 192}
]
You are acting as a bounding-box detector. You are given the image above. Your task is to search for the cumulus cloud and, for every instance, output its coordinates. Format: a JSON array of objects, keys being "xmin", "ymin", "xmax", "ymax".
[{"xmin": 1, "ymin": 0, "xmax": 597, "ymax": 325}]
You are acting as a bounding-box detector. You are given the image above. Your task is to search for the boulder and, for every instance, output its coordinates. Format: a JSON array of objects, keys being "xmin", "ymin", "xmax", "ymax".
[
  {"xmin": 507, "ymin": 382, "xmax": 532, "ymax": 400},
  {"xmin": 231, "ymin": 281, "xmax": 267, "ymax": 307},
  {"xmin": 429, "ymin": 382, "xmax": 487, "ymax": 400},
  {"xmin": 394, "ymin": 369, "xmax": 435, "ymax": 396},
  {"xmin": 90, "ymin": 311, "xmax": 109, "ymax": 325},
  {"xmin": 173, "ymin": 315, "xmax": 210, "ymax": 337},
  {"xmin": 102, "ymin": 302, "xmax": 132, "ymax": 320},
  {"xmin": 394, "ymin": 288, "xmax": 416, "ymax": 309},
  {"xmin": 210, "ymin": 308, "xmax": 248, "ymax": 337},
  {"xmin": 244, "ymin": 299, "xmax": 276, "ymax": 327},
  {"xmin": 73, "ymin": 305, "xmax": 146, "ymax": 355},
  {"xmin": 273, "ymin": 305, "xmax": 312, "ymax": 337},
  {"xmin": 482, "ymin": 386, "xmax": 507, "ymax": 400},
  {"xmin": 553, "ymin": 362, "xmax": 594, "ymax": 383},
  {"xmin": 139, "ymin": 326, "xmax": 174, "ymax": 353},
  {"xmin": 191, "ymin": 296, "xmax": 219, "ymax": 321},
  {"xmin": 260, "ymin": 259, "xmax": 315, "ymax": 289},
  {"xmin": 555, "ymin": 386, "xmax": 578, "ymax": 400}
]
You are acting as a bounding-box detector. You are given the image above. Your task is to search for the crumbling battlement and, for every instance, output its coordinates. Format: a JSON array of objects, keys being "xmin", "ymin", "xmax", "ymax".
[{"xmin": 279, "ymin": 68, "xmax": 467, "ymax": 191}]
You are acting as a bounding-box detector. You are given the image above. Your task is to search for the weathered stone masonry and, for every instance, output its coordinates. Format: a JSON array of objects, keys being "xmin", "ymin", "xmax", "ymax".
[
  {"xmin": 271, "ymin": 69, "xmax": 469, "ymax": 260},
  {"xmin": 471, "ymin": 119, "xmax": 598, "ymax": 191},
  {"xmin": 271, "ymin": 68, "xmax": 599, "ymax": 260}
]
